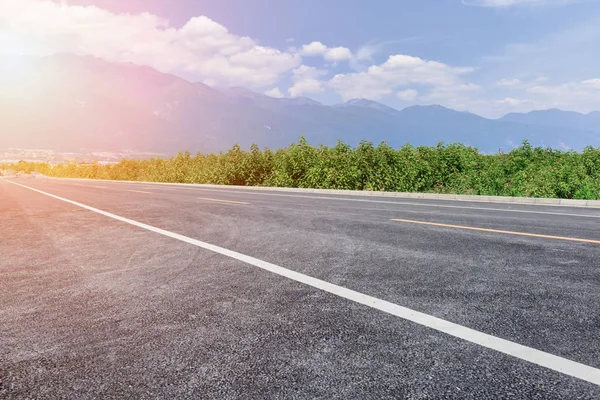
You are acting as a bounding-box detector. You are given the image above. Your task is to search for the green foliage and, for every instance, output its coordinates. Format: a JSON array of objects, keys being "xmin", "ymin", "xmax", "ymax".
[{"xmin": 5, "ymin": 139, "xmax": 600, "ymax": 200}]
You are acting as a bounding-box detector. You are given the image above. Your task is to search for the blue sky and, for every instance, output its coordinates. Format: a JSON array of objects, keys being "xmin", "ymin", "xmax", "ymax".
[{"xmin": 1, "ymin": 0, "xmax": 599, "ymax": 117}]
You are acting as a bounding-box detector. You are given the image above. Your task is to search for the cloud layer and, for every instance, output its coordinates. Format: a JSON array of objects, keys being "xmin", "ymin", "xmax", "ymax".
[
  {"xmin": 328, "ymin": 55, "xmax": 475, "ymax": 101},
  {"xmin": 0, "ymin": 0, "xmax": 300, "ymax": 87},
  {"xmin": 0, "ymin": 0, "xmax": 597, "ymax": 117},
  {"xmin": 288, "ymin": 65, "xmax": 326, "ymax": 97}
]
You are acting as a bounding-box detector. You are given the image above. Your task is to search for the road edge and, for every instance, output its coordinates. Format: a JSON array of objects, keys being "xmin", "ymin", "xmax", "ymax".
[{"xmin": 22, "ymin": 174, "xmax": 600, "ymax": 208}]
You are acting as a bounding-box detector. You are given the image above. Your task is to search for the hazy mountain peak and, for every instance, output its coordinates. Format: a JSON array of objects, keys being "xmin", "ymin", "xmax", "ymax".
[
  {"xmin": 536, "ymin": 109, "xmax": 584, "ymax": 116},
  {"xmin": 346, "ymin": 98, "xmax": 375, "ymax": 105},
  {"xmin": 334, "ymin": 98, "xmax": 400, "ymax": 115},
  {"xmin": 281, "ymin": 96, "xmax": 322, "ymax": 106},
  {"xmin": 499, "ymin": 108, "xmax": 597, "ymax": 132},
  {"xmin": 400, "ymin": 104, "xmax": 462, "ymax": 115},
  {"xmin": 221, "ymin": 86, "xmax": 259, "ymax": 97},
  {"xmin": 221, "ymin": 87, "xmax": 322, "ymax": 107},
  {"xmin": 403, "ymin": 104, "xmax": 445, "ymax": 110}
]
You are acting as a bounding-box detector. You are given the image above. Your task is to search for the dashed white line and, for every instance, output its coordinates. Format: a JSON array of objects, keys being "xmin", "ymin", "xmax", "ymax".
[
  {"xmin": 45, "ymin": 178, "xmax": 600, "ymax": 219},
  {"xmin": 5, "ymin": 178, "xmax": 600, "ymax": 387},
  {"xmin": 126, "ymin": 189, "xmax": 152, "ymax": 194},
  {"xmin": 152, "ymin": 186, "xmax": 600, "ymax": 219},
  {"xmin": 197, "ymin": 197, "xmax": 250, "ymax": 205}
]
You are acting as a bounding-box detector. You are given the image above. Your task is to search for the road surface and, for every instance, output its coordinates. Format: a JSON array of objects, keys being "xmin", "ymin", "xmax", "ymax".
[{"xmin": 2, "ymin": 176, "xmax": 600, "ymax": 399}]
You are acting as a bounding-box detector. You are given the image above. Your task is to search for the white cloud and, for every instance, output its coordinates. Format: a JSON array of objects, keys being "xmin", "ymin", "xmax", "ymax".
[
  {"xmin": 349, "ymin": 38, "xmax": 424, "ymax": 71},
  {"xmin": 324, "ymin": 47, "xmax": 352, "ymax": 62},
  {"xmin": 498, "ymin": 97, "xmax": 535, "ymax": 105},
  {"xmin": 350, "ymin": 42, "xmax": 384, "ymax": 71},
  {"xmin": 288, "ymin": 65, "xmax": 326, "ymax": 97},
  {"xmin": 461, "ymin": 77, "xmax": 598, "ymax": 118},
  {"xmin": 397, "ymin": 89, "xmax": 419, "ymax": 101},
  {"xmin": 521, "ymin": 80, "xmax": 600, "ymax": 111},
  {"xmin": 527, "ymin": 83, "xmax": 579, "ymax": 95},
  {"xmin": 493, "ymin": 98, "xmax": 539, "ymax": 117},
  {"xmin": 418, "ymin": 83, "xmax": 482, "ymax": 112},
  {"xmin": 299, "ymin": 41, "xmax": 328, "ymax": 56},
  {"xmin": 328, "ymin": 54, "xmax": 475, "ymax": 101},
  {"xmin": 354, "ymin": 44, "xmax": 378, "ymax": 64},
  {"xmin": 264, "ymin": 87, "xmax": 284, "ymax": 98},
  {"xmin": 299, "ymin": 41, "xmax": 352, "ymax": 62},
  {"xmin": 495, "ymin": 76, "xmax": 548, "ymax": 89},
  {"xmin": 582, "ymin": 78, "xmax": 600, "ymax": 88},
  {"xmin": 0, "ymin": 0, "xmax": 301, "ymax": 87},
  {"xmin": 463, "ymin": 0, "xmax": 585, "ymax": 7},
  {"xmin": 497, "ymin": 78, "xmax": 522, "ymax": 86},
  {"xmin": 476, "ymin": 14, "xmax": 600, "ymax": 114}
]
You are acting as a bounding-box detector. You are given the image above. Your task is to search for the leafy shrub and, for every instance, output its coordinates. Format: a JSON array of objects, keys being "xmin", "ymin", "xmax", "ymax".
[{"xmin": 4, "ymin": 139, "xmax": 600, "ymax": 200}]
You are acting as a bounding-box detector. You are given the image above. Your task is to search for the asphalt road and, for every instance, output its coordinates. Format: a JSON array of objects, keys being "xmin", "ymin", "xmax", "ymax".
[{"xmin": 2, "ymin": 176, "xmax": 600, "ymax": 399}]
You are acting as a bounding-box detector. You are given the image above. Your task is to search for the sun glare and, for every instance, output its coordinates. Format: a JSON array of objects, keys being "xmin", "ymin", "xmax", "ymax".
[
  {"xmin": 1, "ymin": 33, "xmax": 28, "ymax": 60},
  {"xmin": 1, "ymin": 53, "xmax": 26, "ymax": 71},
  {"xmin": 0, "ymin": 42, "xmax": 41, "ymax": 102},
  {"xmin": 0, "ymin": 34, "xmax": 37, "ymax": 83}
]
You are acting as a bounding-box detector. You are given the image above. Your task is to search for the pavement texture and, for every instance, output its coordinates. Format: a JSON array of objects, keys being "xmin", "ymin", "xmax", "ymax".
[{"xmin": 1, "ymin": 176, "xmax": 600, "ymax": 399}]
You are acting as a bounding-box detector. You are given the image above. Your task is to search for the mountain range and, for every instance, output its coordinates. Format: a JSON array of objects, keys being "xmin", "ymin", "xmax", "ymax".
[{"xmin": 1, "ymin": 53, "xmax": 598, "ymax": 154}]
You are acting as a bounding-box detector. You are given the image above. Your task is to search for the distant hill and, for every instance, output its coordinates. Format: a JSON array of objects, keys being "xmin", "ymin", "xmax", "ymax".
[
  {"xmin": 500, "ymin": 109, "xmax": 600, "ymax": 134},
  {"xmin": 0, "ymin": 53, "xmax": 598, "ymax": 154}
]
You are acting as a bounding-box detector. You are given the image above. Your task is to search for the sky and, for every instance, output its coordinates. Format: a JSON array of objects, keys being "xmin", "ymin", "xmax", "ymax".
[{"xmin": 0, "ymin": 0, "xmax": 599, "ymax": 118}]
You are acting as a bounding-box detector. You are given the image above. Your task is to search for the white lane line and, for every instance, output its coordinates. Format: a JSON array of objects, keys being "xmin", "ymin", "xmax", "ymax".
[
  {"xmin": 146, "ymin": 186, "xmax": 600, "ymax": 220},
  {"xmin": 197, "ymin": 197, "xmax": 250, "ymax": 205},
  {"xmin": 5, "ymin": 178, "xmax": 600, "ymax": 387},
  {"xmin": 56, "ymin": 182, "xmax": 108, "ymax": 189},
  {"xmin": 127, "ymin": 189, "xmax": 153, "ymax": 194}
]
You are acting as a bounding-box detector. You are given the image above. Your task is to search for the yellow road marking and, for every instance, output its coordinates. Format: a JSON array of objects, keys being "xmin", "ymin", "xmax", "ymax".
[
  {"xmin": 198, "ymin": 197, "xmax": 250, "ymax": 205},
  {"xmin": 127, "ymin": 189, "xmax": 152, "ymax": 194},
  {"xmin": 391, "ymin": 218, "xmax": 600, "ymax": 245}
]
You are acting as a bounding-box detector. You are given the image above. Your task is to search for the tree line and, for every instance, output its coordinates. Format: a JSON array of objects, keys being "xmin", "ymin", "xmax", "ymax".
[{"xmin": 3, "ymin": 138, "xmax": 600, "ymax": 200}]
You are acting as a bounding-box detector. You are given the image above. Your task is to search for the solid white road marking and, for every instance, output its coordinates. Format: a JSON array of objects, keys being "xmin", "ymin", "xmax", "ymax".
[{"xmin": 5, "ymin": 178, "xmax": 600, "ymax": 387}]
